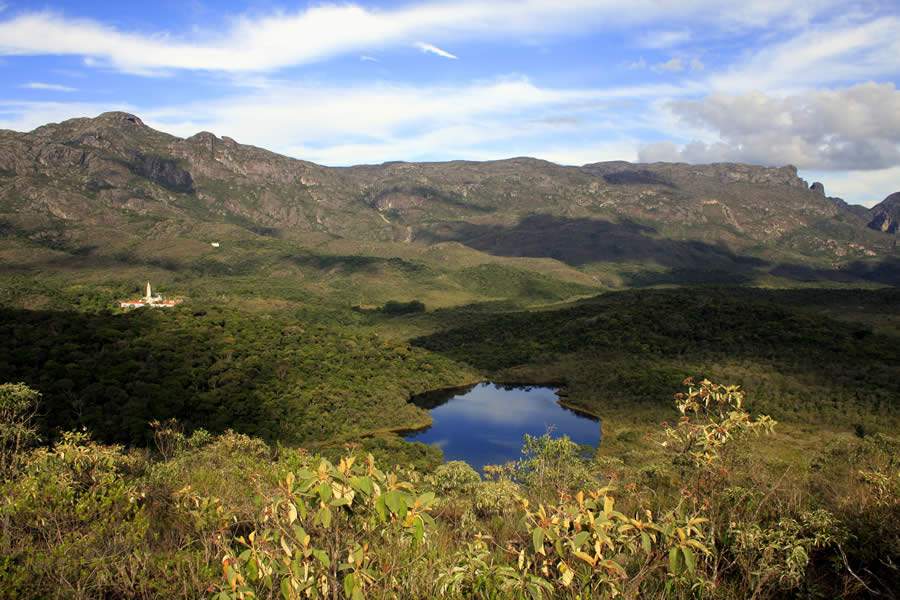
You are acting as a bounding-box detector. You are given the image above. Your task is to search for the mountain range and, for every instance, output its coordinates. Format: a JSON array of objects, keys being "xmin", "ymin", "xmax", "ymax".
[{"xmin": 1, "ymin": 111, "xmax": 898, "ymax": 307}]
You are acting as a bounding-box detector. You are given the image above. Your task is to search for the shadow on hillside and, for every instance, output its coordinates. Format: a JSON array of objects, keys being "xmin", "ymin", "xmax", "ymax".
[
  {"xmin": 286, "ymin": 253, "xmax": 428, "ymax": 275},
  {"xmin": 602, "ymin": 170, "xmax": 676, "ymax": 187},
  {"xmin": 421, "ymin": 214, "xmax": 765, "ymax": 269},
  {"xmin": 0, "ymin": 306, "xmax": 285, "ymax": 446},
  {"xmin": 421, "ymin": 214, "xmax": 900, "ymax": 286}
]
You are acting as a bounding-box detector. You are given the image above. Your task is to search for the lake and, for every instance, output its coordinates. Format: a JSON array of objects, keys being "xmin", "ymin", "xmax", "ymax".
[{"xmin": 403, "ymin": 382, "xmax": 601, "ymax": 470}]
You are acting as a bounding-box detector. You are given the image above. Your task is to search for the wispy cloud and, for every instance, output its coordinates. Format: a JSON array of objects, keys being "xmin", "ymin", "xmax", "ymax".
[
  {"xmin": 710, "ymin": 16, "xmax": 900, "ymax": 93},
  {"xmin": 20, "ymin": 81, "xmax": 77, "ymax": 92},
  {"xmin": 359, "ymin": 55, "xmax": 378, "ymax": 62},
  {"xmin": 0, "ymin": 100, "xmax": 133, "ymax": 131},
  {"xmin": 638, "ymin": 29, "xmax": 692, "ymax": 49},
  {"xmin": 631, "ymin": 56, "xmax": 703, "ymax": 74},
  {"xmin": 415, "ymin": 42, "xmax": 457, "ymax": 59},
  {"xmin": 653, "ymin": 58, "xmax": 684, "ymax": 73},
  {"xmin": 0, "ymin": 75, "xmax": 687, "ymax": 167},
  {"xmin": 0, "ymin": 1, "xmax": 845, "ymax": 74}
]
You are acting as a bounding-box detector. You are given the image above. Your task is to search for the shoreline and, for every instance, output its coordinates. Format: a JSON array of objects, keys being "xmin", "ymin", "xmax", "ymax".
[{"xmin": 308, "ymin": 378, "xmax": 603, "ymax": 450}]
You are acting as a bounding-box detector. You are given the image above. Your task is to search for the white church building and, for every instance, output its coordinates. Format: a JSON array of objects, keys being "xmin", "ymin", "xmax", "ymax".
[{"xmin": 119, "ymin": 282, "xmax": 181, "ymax": 309}]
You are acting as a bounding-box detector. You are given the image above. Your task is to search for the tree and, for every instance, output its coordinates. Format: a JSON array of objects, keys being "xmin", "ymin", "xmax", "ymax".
[{"xmin": 0, "ymin": 382, "xmax": 40, "ymax": 474}]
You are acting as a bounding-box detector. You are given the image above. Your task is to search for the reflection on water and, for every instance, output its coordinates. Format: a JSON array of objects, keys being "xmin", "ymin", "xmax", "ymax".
[{"xmin": 403, "ymin": 383, "xmax": 600, "ymax": 471}]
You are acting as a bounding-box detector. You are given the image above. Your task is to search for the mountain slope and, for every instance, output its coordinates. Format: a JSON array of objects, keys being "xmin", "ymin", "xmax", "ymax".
[
  {"xmin": 1, "ymin": 112, "xmax": 897, "ymax": 306},
  {"xmin": 869, "ymin": 191, "xmax": 900, "ymax": 234}
]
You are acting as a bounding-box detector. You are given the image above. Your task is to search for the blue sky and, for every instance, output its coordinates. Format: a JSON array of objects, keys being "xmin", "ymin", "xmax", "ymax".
[{"xmin": 1, "ymin": 1, "xmax": 899, "ymax": 205}]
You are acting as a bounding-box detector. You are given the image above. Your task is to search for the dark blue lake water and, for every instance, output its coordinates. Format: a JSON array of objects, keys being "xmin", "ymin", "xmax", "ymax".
[{"xmin": 403, "ymin": 383, "xmax": 601, "ymax": 470}]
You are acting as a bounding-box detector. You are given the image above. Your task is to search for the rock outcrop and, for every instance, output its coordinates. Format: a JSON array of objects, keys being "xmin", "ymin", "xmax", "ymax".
[
  {"xmin": 128, "ymin": 153, "xmax": 194, "ymax": 193},
  {"xmin": 869, "ymin": 192, "xmax": 900, "ymax": 234}
]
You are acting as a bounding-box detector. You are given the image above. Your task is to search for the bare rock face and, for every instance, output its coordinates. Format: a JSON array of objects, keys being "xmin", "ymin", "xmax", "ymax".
[
  {"xmin": 869, "ymin": 192, "xmax": 900, "ymax": 234},
  {"xmin": 128, "ymin": 152, "xmax": 194, "ymax": 193},
  {"xmin": 582, "ymin": 161, "xmax": 810, "ymax": 190},
  {"xmin": 706, "ymin": 163, "xmax": 809, "ymax": 189},
  {"xmin": 810, "ymin": 182, "xmax": 826, "ymax": 196}
]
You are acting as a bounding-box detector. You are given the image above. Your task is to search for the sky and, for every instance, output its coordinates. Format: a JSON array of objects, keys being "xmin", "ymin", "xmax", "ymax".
[{"xmin": 0, "ymin": 1, "xmax": 899, "ymax": 206}]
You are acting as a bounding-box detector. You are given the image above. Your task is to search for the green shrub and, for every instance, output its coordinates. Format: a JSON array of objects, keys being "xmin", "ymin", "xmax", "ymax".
[
  {"xmin": 0, "ymin": 382, "xmax": 40, "ymax": 475},
  {"xmin": 430, "ymin": 460, "xmax": 481, "ymax": 495}
]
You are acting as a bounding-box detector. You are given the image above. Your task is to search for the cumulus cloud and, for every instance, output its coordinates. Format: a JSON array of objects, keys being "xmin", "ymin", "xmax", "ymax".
[
  {"xmin": 639, "ymin": 82, "xmax": 900, "ymax": 170},
  {"xmin": 415, "ymin": 42, "xmax": 457, "ymax": 59},
  {"xmin": 0, "ymin": 1, "xmax": 845, "ymax": 74},
  {"xmin": 20, "ymin": 82, "xmax": 76, "ymax": 92}
]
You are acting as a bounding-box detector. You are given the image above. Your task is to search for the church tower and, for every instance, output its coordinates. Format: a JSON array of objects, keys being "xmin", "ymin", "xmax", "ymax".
[{"xmin": 145, "ymin": 281, "xmax": 152, "ymax": 301}]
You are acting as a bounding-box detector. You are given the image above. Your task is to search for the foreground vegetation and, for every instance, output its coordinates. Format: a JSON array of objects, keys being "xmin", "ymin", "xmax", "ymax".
[{"xmin": 1, "ymin": 378, "xmax": 896, "ymax": 599}]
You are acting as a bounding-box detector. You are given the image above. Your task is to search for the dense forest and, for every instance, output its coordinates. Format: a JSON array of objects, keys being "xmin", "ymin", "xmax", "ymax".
[
  {"xmin": 411, "ymin": 288, "xmax": 900, "ymax": 431},
  {"xmin": 0, "ymin": 305, "xmax": 474, "ymax": 444}
]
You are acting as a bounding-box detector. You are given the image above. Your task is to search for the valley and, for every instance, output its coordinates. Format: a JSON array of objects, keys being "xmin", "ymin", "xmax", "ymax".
[{"xmin": 0, "ymin": 113, "xmax": 898, "ymax": 600}]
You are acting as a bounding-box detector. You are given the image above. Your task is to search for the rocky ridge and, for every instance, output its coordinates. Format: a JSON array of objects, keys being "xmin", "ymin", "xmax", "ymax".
[{"xmin": 0, "ymin": 112, "xmax": 897, "ymax": 288}]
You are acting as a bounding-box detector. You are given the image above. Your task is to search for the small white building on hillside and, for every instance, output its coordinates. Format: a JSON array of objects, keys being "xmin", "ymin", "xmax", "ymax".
[{"xmin": 119, "ymin": 282, "xmax": 181, "ymax": 309}]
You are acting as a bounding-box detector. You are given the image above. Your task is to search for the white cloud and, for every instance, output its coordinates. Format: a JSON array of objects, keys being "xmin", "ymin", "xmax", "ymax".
[
  {"xmin": 626, "ymin": 57, "xmax": 647, "ymax": 70},
  {"xmin": 653, "ymin": 58, "xmax": 684, "ymax": 73},
  {"xmin": 415, "ymin": 42, "xmax": 458, "ymax": 59},
  {"xmin": 630, "ymin": 56, "xmax": 704, "ymax": 74},
  {"xmin": 638, "ymin": 29, "xmax": 692, "ymax": 49},
  {"xmin": 803, "ymin": 166, "xmax": 900, "ymax": 207},
  {"xmin": 20, "ymin": 81, "xmax": 77, "ymax": 92},
  {"xmin": 0, "ymin": 1, "xmax": 845, "ymax": 74},
  {"xmin": 0, "ymin": 100, "xmax": 133, "ymax": 131},
  {"xmin": 638, "ymin": 83, "xmax": 900, "ymax": 171},
  {"xmin": 136, "ymin": 77, "xmax": 688, "ymax": 165},
  {"xmin": 359, "ymin": 55, "xmax": 378, "ymax": 62},
  {"xmin": 710, "ymin": 16, "xmax": 900, "ymax": 93},
  {"xmin": 0, "ymin": 75, "xmax": 682, "ymax": 167}
]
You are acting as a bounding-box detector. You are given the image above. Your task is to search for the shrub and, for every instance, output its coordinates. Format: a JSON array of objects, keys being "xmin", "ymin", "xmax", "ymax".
[
  {"xmin": 430, "ymin": 460, "xmax": 481, "ymax": 495},
  {"xmin": 663, "ymin": 377, "xmax": 775, "ymax": 469},
  {"xmin": 210, "ymin": 454, "xmax": 437, "ymax": 600},
  {"xmin": 471, "ymin": 480, "xmax": 519, "ymax": 518},
  {"xmin": 513, "ymin": 432, "xmax": 599, "ymax": 496},
  {"xmin": 0, "ymin": 382, "xmax": 40, "ymax": 475}
]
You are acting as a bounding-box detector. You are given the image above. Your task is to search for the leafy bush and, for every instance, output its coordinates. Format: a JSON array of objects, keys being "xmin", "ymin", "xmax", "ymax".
[
  {"xmin": 430, "ymin": 460, "xmax": 481, "ymax": 495},
  {"xmin": 0, "ymin": 382, "xmax": 40, "ymax": 474},
  {"xmin": 210, "ymin": 454, "xmax": 437, "ymax": 600},
  {"xmin": 664, "ymin": 377, "xmax": 776, "ymax": 468}
]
